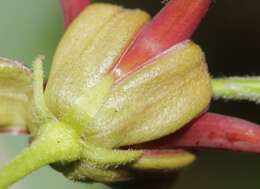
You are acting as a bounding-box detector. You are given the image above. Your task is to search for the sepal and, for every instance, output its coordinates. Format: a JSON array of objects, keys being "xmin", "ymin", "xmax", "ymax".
[
  {"xmin": 0, "ymin": 57, "xmax": 32, "ymax": 134},
  {"xmin": 131, "ymin": 149, "xmax": 195, "ymax": 171}
]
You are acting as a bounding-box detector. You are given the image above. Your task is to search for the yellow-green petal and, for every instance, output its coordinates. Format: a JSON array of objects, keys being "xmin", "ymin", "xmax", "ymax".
[
  {"xmin": 45, "ymin": 3, "xmax": 150, "ymax": 125},
  {"xmin": 88, "ymin": 41, "xmax": 212, "ymax": 147}
]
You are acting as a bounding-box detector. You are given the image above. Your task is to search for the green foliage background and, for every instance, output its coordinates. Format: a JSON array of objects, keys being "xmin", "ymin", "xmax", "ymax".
[{"xmin": 0, "ymin": 0, "xmax": 260, "ymax": 189}]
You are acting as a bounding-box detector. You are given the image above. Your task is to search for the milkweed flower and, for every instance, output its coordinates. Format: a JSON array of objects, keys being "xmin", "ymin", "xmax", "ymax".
[{"xmin": 0, "ymin": 0, "xmax": 259, "ymax": 188}]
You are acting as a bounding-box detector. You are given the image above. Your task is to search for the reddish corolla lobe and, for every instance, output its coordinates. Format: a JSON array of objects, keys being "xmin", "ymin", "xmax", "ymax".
[
  {"xmin": 61, "ymin": 0, "xmax": 91, "ymax": 28},
  {"xmin": 0, "ymin": 127, "xmax": 29, "ymax": 135},
  {"xmin": 136, "ymin": 113, "xmax": 260, "ymax": 153},
  {"xmin": 142, "ymin": 149, "xmax": 185, "ymax": 157},
  {"xmin": 112, "ymin": 0, "xmax": 212, "ymax": 79}
]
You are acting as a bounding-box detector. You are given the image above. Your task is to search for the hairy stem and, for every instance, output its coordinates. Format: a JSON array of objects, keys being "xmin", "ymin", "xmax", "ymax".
[
  {"xmin": 212, "ymin": 77, "xmax": 260, "ymax": 103},
  {"xmin": 0, "ymin": 121, "xmax": 82, "ymax": 189},
  {"xmin": 0, "ymin": 60, "xmax": 83, "ymax": 188}
]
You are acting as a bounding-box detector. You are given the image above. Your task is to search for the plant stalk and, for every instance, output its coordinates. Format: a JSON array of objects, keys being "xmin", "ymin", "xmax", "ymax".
[
  {"xmin": 212, "ymin": 77, "xmax": 260, "ymax": 103},
  {"xmin": 0, "ymin": 121, "xmax": 82, "ymax": 189}
]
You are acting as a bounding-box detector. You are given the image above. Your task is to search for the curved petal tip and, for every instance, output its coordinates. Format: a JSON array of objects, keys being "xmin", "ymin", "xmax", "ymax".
[{"xmin": 61, "ymin": 0, "xmax": 91, "ymax": 28}]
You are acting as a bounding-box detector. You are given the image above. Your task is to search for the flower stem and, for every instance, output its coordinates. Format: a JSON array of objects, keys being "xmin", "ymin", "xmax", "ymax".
[
  {"xmin": 212, "ymin": 77, "xmax": 260, "ymax": 103},
  {"xmin": 0, "ymin": 121, "xmax": 82, "ymax": 189}
]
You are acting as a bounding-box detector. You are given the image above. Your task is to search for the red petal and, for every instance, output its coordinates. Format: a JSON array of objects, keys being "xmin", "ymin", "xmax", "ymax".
[
  {"xmin": 135, "ymin": 113, "xmax": 260, "ymax": 153},
  {"xmin": 0, "ymin": 127, "xmax": 29, "ymax": 136},
  {"xmin": 112, "ymin": 0, "xmax": 212, "ymax": 80},
  {"xmin": 61, "ymin": 0, "xmax": 91, "ymax": 29},
  {"xmin": 142, "ymin": 149, "xmax": 186, "ymax": 157}
]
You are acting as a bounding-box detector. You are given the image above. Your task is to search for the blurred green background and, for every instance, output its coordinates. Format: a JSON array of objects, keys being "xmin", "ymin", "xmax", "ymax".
[{"xmin": 0, "ymin": 0, "xmax": 260, "ymax": 188}]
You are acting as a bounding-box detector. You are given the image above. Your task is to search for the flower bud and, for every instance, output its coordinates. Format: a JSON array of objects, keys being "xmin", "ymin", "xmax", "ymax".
[
  {"xmin": 0, "ymin": 1, "xmax": 260, "ymax": 188},
  {"xmin": 45, "ymin": 4, "xmax": 211, "ymax": 182},
  {"xmin": 0, "ymin": 2, "xmax": 212, "ymax": 187}
]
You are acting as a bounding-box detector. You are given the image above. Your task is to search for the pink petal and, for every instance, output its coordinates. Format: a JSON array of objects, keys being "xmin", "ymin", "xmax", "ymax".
[
  {"xmin": 112, "ymin": 0, "xmax": 212, "ymax": 79},
  {"xmin": 135, "ymin": 113, "xmax": 260, "ymax": 153},
  {"xmin": 61, "ymin": 0, "xmax": 91, "ymax": 28},
  {"xmin": 0, "ymin": 127, "xmax": 29, "ymax": 136},
  {"xmin": 142, "ymin": 149, "xmax": 186, "ymax": 156}
]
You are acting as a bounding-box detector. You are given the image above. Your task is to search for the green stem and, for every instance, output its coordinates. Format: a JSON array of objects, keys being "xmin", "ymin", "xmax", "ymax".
[
  {"xmin": 212, "ymin": 77, "xmax": 260, "ymax": 103},
  {"xmin": 0, "ymin": 121, "xmax": 82, "ymax": 189}
]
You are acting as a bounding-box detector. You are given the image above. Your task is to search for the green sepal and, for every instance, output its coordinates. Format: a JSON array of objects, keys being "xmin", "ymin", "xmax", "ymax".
[
  {"xmin": 61, "ymin": 75, "xmax": 114, "ymax": 135},
  {"xmin": 82, "ymin": 143, "xmax": 142, "ymax": 168},
  {"xmin": 130, "ymin": 150, "xmax": 195, "ymax": 171},
  {"xmin": 62, "ymin": 161, "xmax": 132, "ymax": 183},
  {"xmin": 0, "ymin": 57, "xmax": 32, "ymax": 131},
  {"xmin": 31, "ymin": 56, "xmax": 55, "ymax": 125}
]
